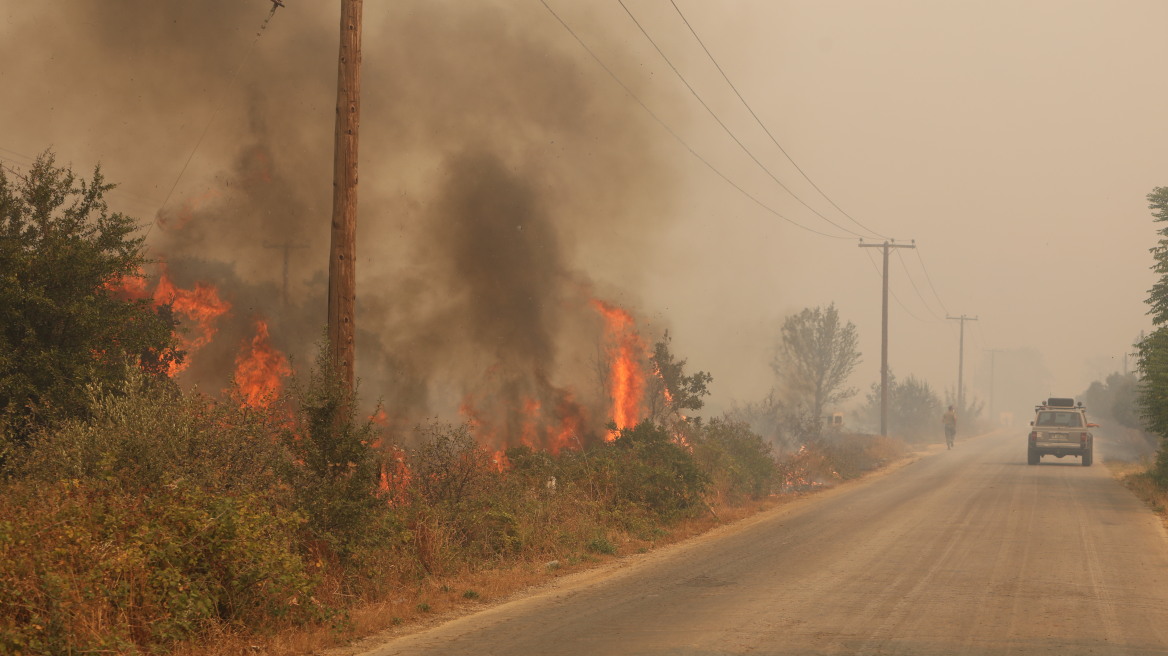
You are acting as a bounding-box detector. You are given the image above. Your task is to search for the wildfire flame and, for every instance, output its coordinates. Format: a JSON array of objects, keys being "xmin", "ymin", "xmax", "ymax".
[
  {"xmin": 153, "ymin": 266, "xmax": 232, "ymax": 363},
  {"xmin": 378, "ymin": 446, "xmax": 411, "ymax": 506},
  {"xmin": 234, "ymin": 318, "xmax": 292, "ymax": 407},
  {"xmin": 592, "ymin": 299, "xmax": 646, "ymax": 436},
  {"xmin": 460, "ymin": 385, "xmax": 586, "ymax": 454},
  {"xmin": 105, "ymin": 265, "xmax": 231, "ymax": 376}
]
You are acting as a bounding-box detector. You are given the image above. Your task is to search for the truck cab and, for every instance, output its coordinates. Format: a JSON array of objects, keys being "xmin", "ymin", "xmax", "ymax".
[{"xmin": 1027, "ymin": 397, "xmax": 1094, "ymax": 466}]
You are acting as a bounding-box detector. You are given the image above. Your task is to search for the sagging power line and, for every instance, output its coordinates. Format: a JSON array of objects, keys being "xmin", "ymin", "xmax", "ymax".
[
  {"xmin": 666, "ymin": 0, "xmax": 889, "ymax": 241},
  {"xmin": 537, "ymin": 0, "xmax": 852, "ymax": 240},
  {"xmin": 616, "ymin": 0, "xmax": 874, "ymax": 240}
]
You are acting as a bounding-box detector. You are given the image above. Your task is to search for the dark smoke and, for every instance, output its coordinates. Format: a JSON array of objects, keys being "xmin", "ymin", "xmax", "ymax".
[{"xmin": 4, "ymin": 0, "xmax": 680, "ymax": 447}]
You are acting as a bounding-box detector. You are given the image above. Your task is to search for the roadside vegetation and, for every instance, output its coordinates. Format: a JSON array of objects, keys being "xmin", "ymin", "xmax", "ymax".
[
  {"xmin": 1138, "ymin": 187, "xmax": 1168, "ymax": 487},
  {"xmin": 0, "ymin": 368, "xmax": 906, "ymax": 655},
  {"xmin": 0, "ymin": 154, "xmax": 911, "ymax": 654},
  {"xmin": 1100, "ymin": 186, "xmax": 1168, "ymax": 524}
]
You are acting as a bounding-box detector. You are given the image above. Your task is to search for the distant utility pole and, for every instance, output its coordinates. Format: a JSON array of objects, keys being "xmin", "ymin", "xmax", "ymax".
[
  {"xmin": 985, "ymin": 348, "xmax": 1003, "ymax": 425},
  {"xmin": 263, "ymin": 240, "xmax": 309, "ymax": 307},
  {"xmin": 948, "ymin": 314, "xmax": 978, "ymax": 411},
  {"xmin": 328, "ymin": 0, "xmax": 362, "ymax": 396},
  {"xmin": 858, "ymin": 239, "xmax": 916, "ymax": 436}
]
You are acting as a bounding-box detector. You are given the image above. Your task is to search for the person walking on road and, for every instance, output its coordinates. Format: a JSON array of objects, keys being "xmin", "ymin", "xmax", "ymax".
[{"xmin": 942, "ymin": 405, "xmax": 957, "ymax": 449}]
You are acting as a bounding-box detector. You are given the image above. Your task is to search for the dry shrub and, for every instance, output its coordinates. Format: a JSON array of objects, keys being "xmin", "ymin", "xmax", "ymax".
[
  {"xmin": 0, "ymin": 478, "xmax": 322, "ymax": 654},
  {"xmin": 1118, "ymin": 464, "xmax": 1168, "ymax": 515}
]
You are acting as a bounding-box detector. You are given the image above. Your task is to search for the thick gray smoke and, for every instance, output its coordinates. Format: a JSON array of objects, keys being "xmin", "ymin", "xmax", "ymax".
[{"xmin": 3, "ymin": 0, "xmax": 679, "ymax": 447}]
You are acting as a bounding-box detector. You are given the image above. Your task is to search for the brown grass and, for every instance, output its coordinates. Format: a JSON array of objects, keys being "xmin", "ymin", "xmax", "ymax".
[
  {"xmin": 1108, "ymin": 457, "xmax": 1168, "ymax": 520},
  {"xmin": 170, "ymin": 466, "xmax": 892, "ymax": 656}
]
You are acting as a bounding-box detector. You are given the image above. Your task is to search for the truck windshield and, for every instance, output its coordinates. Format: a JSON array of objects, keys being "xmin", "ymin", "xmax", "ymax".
[{"xmin": 1036, "ymin": 411, "xmax": 1083, "ymax": 428}]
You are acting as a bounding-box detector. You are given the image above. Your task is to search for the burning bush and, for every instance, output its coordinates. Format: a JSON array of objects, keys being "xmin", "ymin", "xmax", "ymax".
[{"xmin": 1, "ymin": 339, "xmax": 906, "ymax": 654}]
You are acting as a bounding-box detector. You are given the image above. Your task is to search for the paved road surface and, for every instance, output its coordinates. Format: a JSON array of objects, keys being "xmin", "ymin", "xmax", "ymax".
[{"xmin": 363, "ymin": 430, "xmax": 1168, "ymax": 655}]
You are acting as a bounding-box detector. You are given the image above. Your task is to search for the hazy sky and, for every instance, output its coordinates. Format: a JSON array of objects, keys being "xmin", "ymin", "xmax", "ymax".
[
  {"xmin": 2, "ymin": 1, "xmax": 1165, "ymax": 426},
  {"xmin": 586, "ymin": 0, "xmax": 1168, "ymax": 419}
]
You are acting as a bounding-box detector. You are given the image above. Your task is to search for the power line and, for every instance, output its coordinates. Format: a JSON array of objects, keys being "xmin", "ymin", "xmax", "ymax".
[
  {"xmin": 538, "ymin": 0, "xmax": 851, "ymax": 240},
  {"xmin": 859, "ymin": 239, "xmax": 918, "ymax": 436},
  {"xmin": 0, "ymin": 147, "xmax": 36, "ymax": 165},
  {"xmin": 861, "ymin": 247, "xmax": 925, "ymax": 323},
  {"xmin": 149, "ymin": 2, "xmax": 283, "ymax": 239},
  {"xmin": 912, "ymin": 247, "xmax": 952, "ymax": 317},
  {"xmin": 1, "ymin": 145, "xmax": 174, "ymax": 217},
  {"xmin": 895, "ymin": 249, "xmax": 944, "ymax": 320},
  {"xmin": 616, "ymin": 0, "xmax": 870, "ymax": 240},
  {"xmin": 666, "ymin": 0, "xmax": 888, "ymax": 241},
  {"xmin": 947, "ymin": 314, "xmax": 978, "ymax": 409}
]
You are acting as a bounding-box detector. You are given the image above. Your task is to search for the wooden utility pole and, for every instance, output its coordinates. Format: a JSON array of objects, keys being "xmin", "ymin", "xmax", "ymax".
[
  {"xmin": 263, "ymin": 240, "xmax": 309, "ymax": 307},
  {"xmin": 858, "ymin": 240, "xmax": 916, "ymax": 436},
  {"xmin": 947, "ymin": 315, "xmax": 978, "ymax": 412},
  {"xmin": 985, "ymin": 348, "xmax": 1003, "ymax": 425},
  {"xmin": 328, "ymin": 0, "xmax": 362, "ymax": 394}
]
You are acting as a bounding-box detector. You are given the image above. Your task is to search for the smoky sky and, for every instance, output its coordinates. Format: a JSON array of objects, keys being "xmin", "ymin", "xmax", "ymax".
[
  {"xmin": 9, "ymin": 1, "xmax": 1160, "ymax": 432},
  {"xmin": 0, "ymin": 0, "xmax": 680, "ymax": 445}
]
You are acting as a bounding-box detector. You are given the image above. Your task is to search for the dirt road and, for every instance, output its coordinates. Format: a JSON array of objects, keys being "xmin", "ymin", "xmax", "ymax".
[{"xmin": 362, "ymin": 430, "xmax": 1168, "ymax": 655}]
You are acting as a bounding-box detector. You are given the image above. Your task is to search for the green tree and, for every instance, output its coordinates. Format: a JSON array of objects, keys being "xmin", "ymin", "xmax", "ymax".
[
  {"xmin": 645, "ymin": 331, "xmax": 712, "ymax": 425},
  {"xmin": 1138, "ymin": 187, "xmax": 1168, "ymax": 481},
  {"xmin": 1143, "ymin": 187, "xmax": 1168, "ymax": 326},
  {"xmin": 771, "ymin": 304, "xmax": 861, "ymax": 427},
  {"xmin": 857, "ymin": 371, "xmax": 942, "ymax": 441},
  {"xmin": 1084, "ymin": 371, "xmax": 1141, "ymax": 430},
  {"xmin": 0, "ymin": 152, "xmax": 178, "ymax": 447}
]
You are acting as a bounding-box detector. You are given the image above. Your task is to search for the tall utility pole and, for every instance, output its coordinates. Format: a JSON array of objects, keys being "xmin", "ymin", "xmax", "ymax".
[
  {"xmin": 858, "ymin": 240, "xmax": 916, "ymax": 436},
  {"xmin": 947, "ymin": 315, "xmax": 978, "ymax": 411},
  {"xmin": 328, "ymin": 0, "xmax": 362, "ymax": 395}
]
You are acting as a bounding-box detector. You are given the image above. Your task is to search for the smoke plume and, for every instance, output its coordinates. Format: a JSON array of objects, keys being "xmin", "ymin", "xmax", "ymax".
[{"xmin": 2, "ymin": 0, "xmax": 680, "ymax": 447}]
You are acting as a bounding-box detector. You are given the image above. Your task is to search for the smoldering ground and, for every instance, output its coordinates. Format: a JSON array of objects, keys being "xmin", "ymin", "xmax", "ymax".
[{"xmin": 3, "ymin": 1, "xmax": 683, "ymax": 447}]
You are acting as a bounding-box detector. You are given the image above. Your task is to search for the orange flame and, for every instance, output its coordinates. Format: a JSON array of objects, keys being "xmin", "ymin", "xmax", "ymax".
[
  {"xmin": 519, "ymin": 398, "xmax": 541, "ymax": 447},
  {"xmin": 378, "ymin": 446, "xmax": 411, "ymax": 506},
  {"xmin": 154, "ymin": 267, "xmax": 231, "ymax": 356},
  {"xmin": 592, "ymin": 299, "xmax": 646, "ymax": 436},
  {"xmin": 104, "ymin": 269, "xmax": 149, "ymax": 300},
  {"xmin": 105, "ymin": 265, "xmax": 231, "ymax": 376},
  {"xmin": 234, "ymin": 318, "xmax": 292, "ymax": 407},
  {"xmin": 491, "ymin": 449, "xmax": 511, "ymax": 473},
  {"xmin": 549, "ymin": 390, "xmax": 584, "ymax": 452}
]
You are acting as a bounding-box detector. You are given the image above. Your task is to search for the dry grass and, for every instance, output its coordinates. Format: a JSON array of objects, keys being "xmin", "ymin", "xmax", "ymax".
[
  {"xmin": 1108, "ymin": 457, "xmax": 1168, "ymax": 519},
  {"xmin": 174, "ymin": 463, "xmax": 894, "ymax": 656}
]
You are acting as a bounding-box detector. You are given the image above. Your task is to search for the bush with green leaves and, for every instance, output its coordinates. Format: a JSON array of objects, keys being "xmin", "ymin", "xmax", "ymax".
[
  {"xmin": 590, "ymin": 421, "xmax": 709, "ymax": 522},
  {"xmin": 404, "ymin": 421, "xmax": 525, "ymax": 569},
  {"xmin": 279, "ymin": 350, "xmax": 390, "ymax": 568},
  {"xmin": 687, "ymin": 418, "xmax": 777, "ymax": 502},
  {"xmin": 0, "ymin": 152, "xmax": 179, "ymax": 450},
  {"xmin": 0, "ymin": 477, "xmax": 322, "ymax": 653},
  {"xmin": 18, "ymin": 370, "xmax": 288, "ymax": 496}
]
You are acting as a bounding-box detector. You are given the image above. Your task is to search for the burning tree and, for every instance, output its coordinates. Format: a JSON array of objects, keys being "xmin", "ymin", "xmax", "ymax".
[
  {"xmin": 645, "ymin": 330, "xmax": 712, "ymax": 426},
  {"xmin": 0, "ymin": 152, "xmax": 180, "ymax": 448}
]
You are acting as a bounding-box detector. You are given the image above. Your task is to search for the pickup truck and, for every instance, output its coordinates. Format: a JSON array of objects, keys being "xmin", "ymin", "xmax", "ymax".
[{"xmin": 1027, "ymin": 397, "xmax": 1094, "ymax": 466}]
